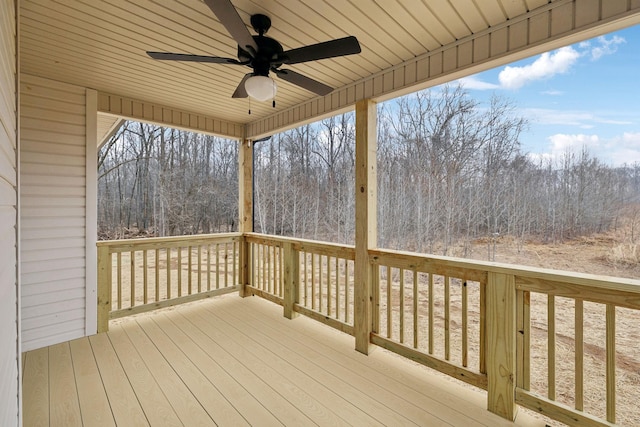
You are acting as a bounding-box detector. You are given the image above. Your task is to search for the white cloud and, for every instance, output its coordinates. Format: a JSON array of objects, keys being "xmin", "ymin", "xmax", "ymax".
[
  {"xmin": 528, "ymin": 134, "xmax": 600, "ymax": 164},
  {"xmin": 524, "ymin": 108, "xmax": 633, "ymax": 128},
  {"xmin": 549, "ymin": 133, "xmax": 600, "ymax": 151},
  {"xmin": 528, "ymin": 132, "xmax": 640, "ymax": 166},
  {"xmin": 607, "ymin": 132, "xmax": 640, "ymax": 165},
  {"xmin": 459, "ymin": 35, "xmax": 625, "ymax": 91},
  {"xmin": 590, "ymin": 35, "xmax": 625, "ymax": 60},
  {"xmin": 457, "ymin": 76, "xmax": 500, "ymax": 90},
  {"xmin": 498, "ymin": 46, "xmax": 581, "ymax": 89},
  {"xmin": 541, "ymin": 90, "xmax": 563, "ymax": 96}
]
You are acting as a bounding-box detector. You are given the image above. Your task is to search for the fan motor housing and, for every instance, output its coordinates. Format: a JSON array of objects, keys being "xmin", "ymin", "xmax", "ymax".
[{"xmin": 238, "ymin": 35, "xmax": 284, "ymax": 76}]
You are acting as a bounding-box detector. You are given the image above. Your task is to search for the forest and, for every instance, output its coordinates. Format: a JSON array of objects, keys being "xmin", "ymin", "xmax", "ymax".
[{"xmin": 98, "ymin": 84, "xmax": 640, "ymax": 256}]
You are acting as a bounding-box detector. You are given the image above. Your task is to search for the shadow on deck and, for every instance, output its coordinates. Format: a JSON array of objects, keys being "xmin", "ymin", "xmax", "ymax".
[{"xmin": 22, "ymin": 294, "xmax": 545, "ymax": 426}]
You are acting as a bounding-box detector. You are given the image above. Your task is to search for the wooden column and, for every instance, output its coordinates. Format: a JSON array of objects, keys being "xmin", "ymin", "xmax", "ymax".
[
  {"xmin": 354, "ymin": 99, "xmax": 377, "ymax": 355},
  {"xmin": 238, "ymin": 139, "xmax": 253, "ymax": 297},
  {"xmin": 487, "ymin": 271, "xmax": 517, "ymax": 420}
]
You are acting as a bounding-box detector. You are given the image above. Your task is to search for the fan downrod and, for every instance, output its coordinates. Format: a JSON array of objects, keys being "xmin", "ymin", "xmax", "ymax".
[{"xmin": 250, "ymin": 14, "xmax": 271, "ymax": 35}]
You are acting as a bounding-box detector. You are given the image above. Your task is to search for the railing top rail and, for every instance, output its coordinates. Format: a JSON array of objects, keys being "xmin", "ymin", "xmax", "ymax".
[
  {"xmin": 244, "ymin": 232, "xmax": 356, "ymax": 252},
  {"xmin": 97, "ymin": 232, "xmax": 242, "ymax": 251},
  {"xmin": 370, "ymin": 247, "xmax": 640, "ymax": 295},
  {"xmin": 97, "ymin": 231, "xmax": 640, "ymax": 294}
]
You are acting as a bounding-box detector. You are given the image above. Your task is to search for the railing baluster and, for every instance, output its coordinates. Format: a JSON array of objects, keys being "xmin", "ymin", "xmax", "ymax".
[
  {"xmin": 399, "ymin": 268, "xmax": 405, "ymax": 344},
  {"xmin": 224, "ymin": 243, "xmax": 229, "ymax": 288},
  {"xmin": 606, "ymin": 304, "xmax": 616, "ymax": 423},
  {"xmin": 516, "ymin": 289, "xmax": 530, "ymax": 390},
  {"xmin": 207, "ymin": 245, "xmax": 211, "ymax": 291},
  {"xmin": 575, "ymin": 298, "xmax": 584, "ymax": 411},
  {"xmin": 327, "ymin": 256, "xmax": 332, "ymax": 316},
  {"xmin": 177, "ymin": 247, "xmax": 182, "ymax": 297},
  {"xmin": 117, "ymin": 252, "xmax": 122, "ymax": 310},
  {"xmin": 166, "ymin": 249, "xmax": 171, "ymax": 300},
  {"xmin": 216, "ymin": 243, "xmax": 221, "ymax": 290},
  {"xmin": 413, "ymin": 270, "xmax": 418, "ymax": 349},
  {"xmin": 261, "ymin": 244, "xmax": 266, "ymax": 292},
  {"xmin": 311, "ymin": 253, "xmax": 316, "ymax": 310},
  {"xmin": 143, "ymin": 249, "xmax": 148, "ymax": 304},
  {"xmin": 318, "ymin": 255, "xmax": 323, "ymax": 313},
  {"xmin": 345, "ymin": 261, "xmax": 350, "ymax": 324},
  {"xmin": 303, "ymin": 252, "xmax": 308, "ymax": 306},
  {"xmin": 387, "ymin": 266, "xmax": 392, "ymax": 339},
  {"xmin": 278, "ymin": 245, "xmax": 283, "ymax": 296},
  {"xmin": 445, "ymin": 276, "xmax": 450, "ymax": 361},
  {"xmin": 187, "ymin": 246, "xmax": 192, "ymax": 295},
  {"xmin": 462, "ymin": 280, "xmax": 468, "ymax": 367},
  {"xmin": 371, "ymin": 262, "xmax": 378, "ymax": 333},
  {"xmin": 155, "ymin": 248, "xmax": 160, "ymax": 300},
  {"xmin": 429, "ymin": 273, "xmax": 434, "ymax": 355},
  {"xmin": 130, "ymin": 250, "xmax": 136, "ymax": 308},
  {"xmin": 233, "ymin": 241, "xmax": 237, "ymax": 285},
  {"xmin": 335, "ymin": 257, "xmax": 340, "ymax": 320},
  {"xmin": 197, "ymin": 245, "xmax": 202, "ymax": 293},
  {"xmin": 251, "ymin": 243, "xmax": 256, "ymax": 289},
  {"xmin": 479, "ymin": 280, "xmax": 486, "ymax": 374},
  {"xmin": 548, "ymin": 294, "xmax": 556, "ymax": 400}
]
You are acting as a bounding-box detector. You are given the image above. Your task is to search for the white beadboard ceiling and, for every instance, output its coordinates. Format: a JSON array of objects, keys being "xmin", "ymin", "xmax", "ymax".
[{"xmin": 20, "ymin": 0, "xmax": 640, "ymax": 137}]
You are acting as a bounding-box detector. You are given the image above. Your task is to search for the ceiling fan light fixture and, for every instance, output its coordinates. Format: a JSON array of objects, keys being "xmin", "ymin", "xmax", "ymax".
[{"xmin": 245, "ymin": 75, "xmax": 277, "ymax": 101}]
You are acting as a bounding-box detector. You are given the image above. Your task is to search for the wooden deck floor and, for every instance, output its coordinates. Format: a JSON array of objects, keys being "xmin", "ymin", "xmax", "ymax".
[{"xmin": 22, "ymin": 295, "xmax": 547, "ymax": 427}]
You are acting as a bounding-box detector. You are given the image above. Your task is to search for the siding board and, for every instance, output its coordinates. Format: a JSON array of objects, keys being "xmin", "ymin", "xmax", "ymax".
[
  {"xmin": 20, "ymin": 74, "xmax": 88, "ymax": 351},
  {"xmin": 0, "ymin": 0, "xmax": 18, "ymax": 424}
]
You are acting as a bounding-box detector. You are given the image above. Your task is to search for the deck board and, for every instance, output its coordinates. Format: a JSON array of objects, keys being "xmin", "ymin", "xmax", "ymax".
[
  {"xmin": 68, "ymin": 338, "xmax": 115, "ymax": 427},
  {"xmin": 22, "ymin": 347, "xmax": 49, "ymax": 427},
  {"xmin": 22, "ymin": 294, "xmax": 547, "ymax": 427},
  {"xmin": 88, "ymin": 332, "xmax": 149, "ymax": 426},
  {"xmin": 48, "ymin": 343, "xmax": 82, "ymax": 427},
  {"xmin": 106, "ymin": 324, "xmax": 182, "ymax": 427},
  {"xmin": 120, "ymin": 319, "xmax": 216, "ymax": 427}
]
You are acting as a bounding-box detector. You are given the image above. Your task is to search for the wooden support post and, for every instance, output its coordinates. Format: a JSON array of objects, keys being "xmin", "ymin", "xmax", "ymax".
[
  {"xmin": 283, "ymin": 242, "xmax": 300, "ymax": 319},
  {"xmin": 487, "ymin": 271, "xmax": 517, "ymax": 420},
  {"xmin": 238, "ymin": 139, "xmax": 253, "ymax": 297},
  {"xmin": 354, "ymin": 99, "xmax": 377, "ymax": 355},
  {"xmin": 97, "ymin": 245, "xmax": 112, "ymax": 333}
]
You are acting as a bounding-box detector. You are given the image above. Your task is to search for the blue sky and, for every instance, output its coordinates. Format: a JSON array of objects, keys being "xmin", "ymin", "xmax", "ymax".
[{"xmin": 453, "ymin": 24, "xmax": 640, "ymax": 166}]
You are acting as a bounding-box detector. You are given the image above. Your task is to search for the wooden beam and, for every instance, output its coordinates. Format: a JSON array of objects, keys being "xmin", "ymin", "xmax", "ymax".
[
  {"xmin": 97, "ymin": 92, "xmax": 244, "ymax": 139},
  {"xmin": 354, "ymin": 99, "xmax": 377, "ymax": 355},
  {"xmin": 486, "ymin": 272, "xmax": 517, "ymax": 420}
]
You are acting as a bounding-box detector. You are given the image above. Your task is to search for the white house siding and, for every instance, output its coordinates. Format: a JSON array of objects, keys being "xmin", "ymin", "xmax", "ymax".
[
  {"xmin": 0, "ymin": 0, "xmax": 18, "ymax": 425},
  {"xmin": 20, "ymin": 74, "xmax": 89, "ymax": 351}
]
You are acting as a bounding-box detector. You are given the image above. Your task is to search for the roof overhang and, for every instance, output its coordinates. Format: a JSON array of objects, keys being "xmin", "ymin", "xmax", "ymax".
[{"xmin": 20, "ymin": 0, "xmax": 640, "ymax": 141}]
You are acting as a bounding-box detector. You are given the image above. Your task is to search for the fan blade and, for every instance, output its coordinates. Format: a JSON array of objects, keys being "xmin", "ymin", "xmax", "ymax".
[
  {"xmin": 282, "ymin": 36, "xmax": 361, "ymax": 64},
  {"xmin": 147, "ymin": 52, "xmax": 241, "ymax": 64},
  {"xmin": 232, "ymin": 73, "xmax": 252, "ymax": 98},
  {"xmin": 203, "ymin": 0, "xmax": 258, "ymax": 52},
  {"xmin": 274, "ymin": 69, "xmax": 333, "ymax": 96}
]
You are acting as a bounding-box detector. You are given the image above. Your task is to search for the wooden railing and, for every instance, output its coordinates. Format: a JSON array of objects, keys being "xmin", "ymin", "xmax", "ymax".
[
  {"xmin": 368, "ymin": 249, "xmax": 488, "ymax": 390},
  {"xmin": 96, "ymin": 233, "xmax": 241, "ymax": 332},
  {"xmin": 244, "ymin": 233, "xmax": 356, "ymax": 335},
  {"xmin": 369, "ymin": 248, "xmax": 640, "ymax": 426},
  {"xmin": 97, "ymin": 232, "xmax": 640, "ymax": 425}
]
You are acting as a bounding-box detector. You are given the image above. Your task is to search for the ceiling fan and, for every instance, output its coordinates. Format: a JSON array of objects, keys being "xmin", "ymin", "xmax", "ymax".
[{"xmin": 146, "ymin": 0, "xmax": 362, "ymax": 102}]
